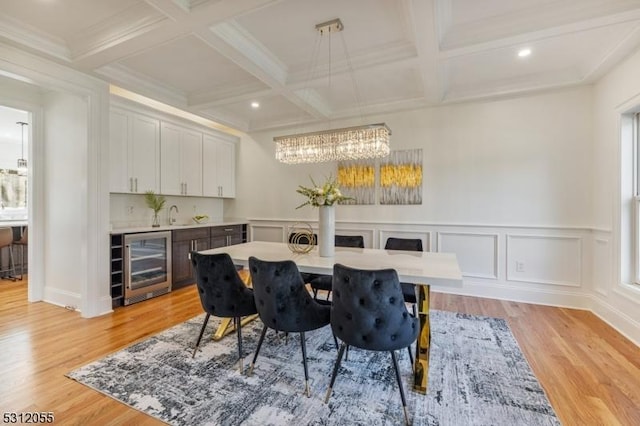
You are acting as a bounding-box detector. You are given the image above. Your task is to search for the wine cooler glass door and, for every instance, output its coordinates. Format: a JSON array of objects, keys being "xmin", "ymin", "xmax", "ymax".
[{"xmin": 124, "ymin": 231, "xmax": 172, "ymax": 305}]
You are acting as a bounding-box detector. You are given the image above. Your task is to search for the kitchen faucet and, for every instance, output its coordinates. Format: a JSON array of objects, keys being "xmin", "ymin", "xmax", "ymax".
[{"xmin": 168, "ymin": 205, "xmax": 179, "ymax": 225}]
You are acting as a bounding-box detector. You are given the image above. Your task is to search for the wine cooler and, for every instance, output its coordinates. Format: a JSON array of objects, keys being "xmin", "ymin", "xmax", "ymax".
[{"xmin": 124, "ymin": 231, "xmax": 172, "ymax": 305}]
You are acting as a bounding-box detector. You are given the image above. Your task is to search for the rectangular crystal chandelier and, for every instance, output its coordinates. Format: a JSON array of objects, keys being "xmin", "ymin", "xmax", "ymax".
[
  {"xmin": 275, "ymin": 123, "xmax": 391, "ymax": 164},
  {"xmin": 273, "ymin": 19, "xmax": 391, "ymax": 164}
]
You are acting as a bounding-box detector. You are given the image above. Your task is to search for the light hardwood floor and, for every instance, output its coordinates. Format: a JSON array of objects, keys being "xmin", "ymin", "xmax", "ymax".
[{"xmin": 1, "ymin": 278, "xmax": 638, "ymax": 425}]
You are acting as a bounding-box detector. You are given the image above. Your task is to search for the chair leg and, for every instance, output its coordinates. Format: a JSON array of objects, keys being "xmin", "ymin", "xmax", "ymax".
[
  {"xmin": 390, "ymin": 350, "xmax": 410, "ymax": 426},
  {"xmin": 192, "ymin": 314, "xmax": 211, "ymax": 358},
  {"xmin": 326, "ymin": 290, "xmax": 331, "ymax": 301},
  {"xmin": 345, "ymin": 344, "xmax": 349, "ymax": 361},
  {"xmin": 300, "ymin": 332, "xmax": 310, "ymax": 397},
  {"xmin": 312, "ymin": 287, "xmax": 319, "ymax": 299},
  {"xmin": 248, "ymin": 324, "xmax": 268, "ymax": 376},
  {"xmin": 19, "ymin": 244, "xmax": 24, "ymax": 280},
  {"xmin": 332, "ymin": 332, "xmax": 339, "ymax": 351},
  {"xmin": 407, "ymin": 345, "xmax": 414, "ymax": 366},
  {"xmin": 324, "ymin": 343, "xmax": 347, "ymax": 403},
  {"xmin": 235, "ymin": 317, "xmax": 244, "ymax": 373}
]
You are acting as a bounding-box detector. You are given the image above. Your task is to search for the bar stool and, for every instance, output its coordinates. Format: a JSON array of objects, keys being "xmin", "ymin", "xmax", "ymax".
[
  {"xmin": 13, "ymin": 228, "xmax": 27, "ymax": 280},
  {"xmin": 0, "ymin": 227, "xmax": 16, "ymax": 280}
]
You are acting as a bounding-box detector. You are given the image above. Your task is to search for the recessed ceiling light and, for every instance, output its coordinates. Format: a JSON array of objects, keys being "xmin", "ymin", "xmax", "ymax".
[
  {"xmin": 518, "ymin": 48, "xmax": 532, "ymax": 58},
  {"xmin": 251, "ymin": 101, "xmax": 260, "ymax": 109}
]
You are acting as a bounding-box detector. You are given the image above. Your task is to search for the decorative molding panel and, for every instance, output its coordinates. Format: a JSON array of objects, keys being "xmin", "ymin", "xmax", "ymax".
[
  {"xmin": 250, "ymin": 224, "xmax": 285, "ymax": 243},
  {"xmin": 506, "ymin": 234, "xmax": 582, "ymax": 287},
  {"xmin": 593, "ymin": 238, "xmax": 610, "ymax": 296},
  {"xmin": 437, "ymin": 232, "xmax": 498, "ymax": 279}
]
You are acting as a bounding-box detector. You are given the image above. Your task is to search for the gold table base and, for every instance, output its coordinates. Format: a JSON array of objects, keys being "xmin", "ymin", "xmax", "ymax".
[
  {"xmin": 413, "ymin": 284, "xmax": 430, "ymax": 394},
  {"xmin": 212, "ymin": 314, "xmax": 259, "ymax": 341}
]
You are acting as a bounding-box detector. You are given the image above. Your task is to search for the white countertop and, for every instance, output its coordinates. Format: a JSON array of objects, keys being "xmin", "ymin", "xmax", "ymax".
[
  {"xmin": 0, "ymin": 221, "xmax": 28, "ymax": 227},
  {"xmin": 111, "ymin": 219, "xmax": 247, "ymax": 234}
]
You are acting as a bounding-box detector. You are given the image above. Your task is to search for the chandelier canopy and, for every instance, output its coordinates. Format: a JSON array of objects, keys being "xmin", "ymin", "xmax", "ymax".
[{"xmin": 274, "ymin": 18, "xmax": 391, "ymax": 164}]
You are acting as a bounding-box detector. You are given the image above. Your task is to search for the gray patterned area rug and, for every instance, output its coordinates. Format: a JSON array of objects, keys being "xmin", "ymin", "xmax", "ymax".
[{"xmin": 67, "ymin": 310, "xmax": 560, "ymax": 425}]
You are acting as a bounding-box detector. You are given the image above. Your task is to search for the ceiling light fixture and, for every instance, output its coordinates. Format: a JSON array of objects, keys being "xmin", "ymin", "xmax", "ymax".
[
  {"xmin": 518, "ymin": 48, "xmax": 532, "ymax": 58},
  {"xmin": 274, "ymin": 18, "xmax": 391, "ymax": 164},
  {"xmin": 16, "ymin": 121, "xmax": 28, "ymax": 174},
  {"xmin": 251, "ymin": 101, "xmax": 260, "ymax": 109}
]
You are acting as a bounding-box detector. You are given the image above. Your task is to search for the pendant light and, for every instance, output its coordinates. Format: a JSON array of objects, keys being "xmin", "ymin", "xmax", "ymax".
[
  {"xmin": 16, "ymin": 121, "xmax": 28, "ymax": 174},
  {"xmin": 274, "ymin": 18, "xmax": 391, "ymax": 164}
]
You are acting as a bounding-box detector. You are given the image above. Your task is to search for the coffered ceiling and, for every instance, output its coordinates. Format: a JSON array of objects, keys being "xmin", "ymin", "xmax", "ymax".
[{"xmin": 2, "ymin": 0, "xmax": 640, "ymax": 133}]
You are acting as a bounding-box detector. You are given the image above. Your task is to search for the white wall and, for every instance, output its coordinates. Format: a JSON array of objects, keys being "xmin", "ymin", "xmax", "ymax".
[
  {"xmin": 110, "ymin": 193, "xmax": 224, "ymax": 228},
  {"xmin": 0, "ymin": 105, "xmax": 29, "ymax": 170},
  {"xmin": 0, "ymin": 41, "xmax": 112, "ymax": 317},
  {"xmin": 230, "ymin": 87, "xmax": 593, "ymax": 227},
  {"xmin": 591, "ymin": 47, "xmax": 640, "ymax": 344},
  {"xmin": 41, "ymin": 91, "xmax": 87, "ymax": 307},
  {"xmin": 230, "ymin": 85, "xmax": 640, "ymax": 346}
]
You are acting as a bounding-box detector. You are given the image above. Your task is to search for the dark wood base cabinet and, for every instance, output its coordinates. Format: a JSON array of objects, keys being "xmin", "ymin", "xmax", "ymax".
[
  {"xmin": 171, "ymin": 224, "xmax": 246, "ymax": 290},
  {"xmin": 110, "ymin": 224, "xmax": 247, "ymax": 306}
]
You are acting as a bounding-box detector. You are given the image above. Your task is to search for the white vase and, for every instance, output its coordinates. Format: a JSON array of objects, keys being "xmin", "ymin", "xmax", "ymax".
[{"xmin": 318, "ymin": 205, "xmax": 335, "ymax": 257}]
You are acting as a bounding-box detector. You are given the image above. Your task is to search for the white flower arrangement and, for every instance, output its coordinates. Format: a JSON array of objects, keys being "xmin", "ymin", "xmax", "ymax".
[{"xmin": 296, "ymin": 176, "xmax": 352, "ymax": 209}]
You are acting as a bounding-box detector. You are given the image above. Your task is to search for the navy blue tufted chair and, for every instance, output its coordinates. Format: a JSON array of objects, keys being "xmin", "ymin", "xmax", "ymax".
[
  {"xmin": 309, "ymin": 235, "xmax": 365, "ymax": 300},
  {"xmin": 325, "ymin": 263, "xmax": 419, "ymax": 425},
  {"xmin": 248, "ymin": 256, "xmax": 334, "ymax": 397},
  {"xmin": 385, "ymin": 237, "xmax": 423, "ymax": 305},
  {"xmin": 191, "ymin": 252, "xmax": 258, "ymax": 373}
]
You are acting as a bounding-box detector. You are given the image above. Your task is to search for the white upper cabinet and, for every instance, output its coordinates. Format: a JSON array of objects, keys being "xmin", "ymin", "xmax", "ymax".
[
  {"xmin": 160, "ymin": 122, "xmax": 203, "ymax": 196},
  {"xmin": 203, "ymin": 134, "xmax": 236, "ymax": 198},
  {"xmin": 110, "ymin": 103, "xmax": 235, "ymax": 198},
  {"xmin": 109, "ymin": 108, "xmax": 160, "ymax": 194}
]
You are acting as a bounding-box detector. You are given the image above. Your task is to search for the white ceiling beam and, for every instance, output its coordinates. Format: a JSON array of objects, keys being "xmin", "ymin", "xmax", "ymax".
[
  {"xmin": 72, "ymin": 0, "xmax": 280, "ymax": 70},
  {"xmin": 580, "ymin": 24, "xmax": 640, "ymax": 82},
  {"xmin": 407, "ymin": 0, "xmax": 447, "ymax": 103},
  {"xmin": 69, "ymin": 3, "xmax": 169, "ymax": 62},
  {"xmin": 0, "ymin": 15, "xmax": 70, "ymax": 62},
  {"xmin": 441, "ymin": 8, "xmax": 640, "ymax": 58},
  {"xmin": 188, "ymin": 86, "xmax": 274, "ymax": 109},
  {"xmin": 96, "ymin": 63, "xmax": 188, "ymax": 107}
]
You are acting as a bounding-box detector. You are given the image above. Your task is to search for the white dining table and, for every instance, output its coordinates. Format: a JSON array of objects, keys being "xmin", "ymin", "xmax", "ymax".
[{"xmin": 201, "ymin": 240, "xmax": 463, "ymax": 393}]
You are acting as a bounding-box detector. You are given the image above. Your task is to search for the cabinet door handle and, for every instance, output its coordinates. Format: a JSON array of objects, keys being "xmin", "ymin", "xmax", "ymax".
[
  {"xmin": 135, "ymin": 178, "xmax": 138, "ymax": 192},
  {"xmin": 129, "ymin": 177, "xmax": 133, "ymax": 192},
  {"xmin": 185, "ymin": 182, "xmax": 187, "ymax": 195},
  {"xmin": 194, "ymin": 239, "xmax": 198, "ymax": 251},
  {"xmin": 224, "ymin": 228, "xmax": 233, "ymax": 232},
  {"xmin": 125, "ymin": 245, "xmax": 132, "ymax": 289}
]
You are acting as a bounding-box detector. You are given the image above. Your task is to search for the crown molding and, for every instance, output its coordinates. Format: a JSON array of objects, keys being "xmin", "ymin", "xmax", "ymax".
[
  {"xmin": 68, "ymin": 3, "xmax": 168, "ymax": 61},
  {"xmin": 0, "ymin": 15, "xmax": 70, "ymax": 61}
]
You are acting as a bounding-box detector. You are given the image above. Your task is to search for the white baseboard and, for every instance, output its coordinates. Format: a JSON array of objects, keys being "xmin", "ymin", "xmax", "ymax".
[
  {"xmin": 588, "ymin": 296, "xmax": 640, "ymax": 347},
  {"xmin": 433, "ymin": 279, "xmax": 639, "ymax": 348},
  {"xmin": 43, "ymin": 287, "xmax": 81, "ymax": 311},
  {"xmin": 433, "ymin": 278, "xmax": 591, "ymax": 311}
]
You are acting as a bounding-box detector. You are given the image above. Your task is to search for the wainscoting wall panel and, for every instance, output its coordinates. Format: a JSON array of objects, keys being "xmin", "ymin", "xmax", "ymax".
[
  {"xmin": 437, "ymin": 232, "xmax": 498, "ymax": 279},
  {"xmin": 247, "ymin": 219, "xmax": 597, "ymax": 311},
  {"xmin": 593, "ymin": 236, "xmax": 611, "ymax": 296},
  {"xmin": 506, "ymin": 234, "xmax": 582, "ymax": 287},
  {"xmin": 250, "ymin": 224, "xmax": 285, "ymax": 243}
]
